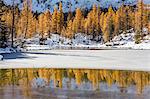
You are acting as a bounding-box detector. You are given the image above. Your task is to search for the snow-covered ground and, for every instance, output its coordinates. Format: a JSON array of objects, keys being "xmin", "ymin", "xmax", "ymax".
[
  {"xmin": 110, "ymin": 29, "xmax": 150, "ymax": 49},
  {"xmin": 0, "ymin": 50, "xmax": 149, "ymax": 71},
  {"xmin": 24, "ymin": 29, "xmax": 150, "ymax": 50}
]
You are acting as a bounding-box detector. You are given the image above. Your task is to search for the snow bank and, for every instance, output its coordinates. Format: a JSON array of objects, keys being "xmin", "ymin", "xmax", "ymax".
[
  {"xmin": 0, "ymin": 47, "xmax": 16, "ymax": 54},
  {"xmin": 25, "ymin": 44, "xmax": 51, "ymax": 50},
  {"xmin": 0, "ymin": 48, "xmax": 17, "ymax": 61}
]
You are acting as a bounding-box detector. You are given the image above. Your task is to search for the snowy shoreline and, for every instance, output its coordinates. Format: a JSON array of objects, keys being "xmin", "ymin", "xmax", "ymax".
[
  {"xmin": 24, "ymin": 46, "xmax": 150, "ymax": 51},
  {"xmin": 24, "ymin": 31, "xmax": 150, "ymax": 50}
]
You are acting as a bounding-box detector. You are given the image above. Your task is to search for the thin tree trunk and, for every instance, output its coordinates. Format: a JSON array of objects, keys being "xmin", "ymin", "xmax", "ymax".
[
  {"xmin": 11, "ymin": 0, "xmax": 15, "ymax": 47},
  {"xmin": 24, "ymin": 0, "xmax": 29, "ymax": 39},
  {"xmin": 24, "ymin": 13, "xmax": 28, "ymax": 39},
  {"xmin": 140, "ymin": 0, "xmax": 143, "ymax": 40}
]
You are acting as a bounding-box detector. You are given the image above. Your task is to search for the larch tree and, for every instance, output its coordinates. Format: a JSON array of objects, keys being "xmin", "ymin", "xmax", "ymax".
[
  {"xmin": 2, "ymin": 10, "xmax": 12, "ymax": 33},
  {"xmin": 142, "ymin": 3, "xmax": 149, "ymax": 32},
  {"xmin": 101, "ymin": 6, "xmax": 115, "ymax": 42},
  {"xmin": 16, "ymin": 16, "xmax": 24, "ymax": 38},
  {"xmin": 57, "ymin": 2, "xmax": 64, "ymax": 34},
  {"xmin": 83, "ymin": 5, "xmax": 100, "ymax": 39},
  {"xmin": 32, "ymin": 17, "xmax": 37, "ymax": 37},
  {"xmin": 91, "ymin": 4, "xmax": 97, "ymax": 39},
  {"xmin": 135, "ymin": 0, "xmax": 144, "ymax": 43},
  {"xmin": 125, "ymin": 6, "xmax": 132, "ymax": 30},
  {"xmin": 73, "ymin": 8, "xmax": 83, "ymax": 33},
  {"xmin": 84, "ymin": 18, "xmax": 88, "ymax": 35},
  {"xmin": 113, "ymin": 6, "xmax": 131, "ymax": 37},
  {"xmin": 95, "ymin": 5, "xmax": 102, "ymax": 41},
  {"xmin": 44, "ymin": 10, "xmax": 52, "ymax": 38},
  {"xmin": 102, "ymin": 14, "xmax": 110, "ymax": 42},
  {"xmin": 27, "ymin": 11, "xmax": 35, "ymax": 38},
  {"xmin": 2, "ymin": 6, "xmax": 19, "ymax": 46},
  {"xmin": 10, "ymin": 0, "xmax": 15, "ymax": 47},
  {"xmin": 99, "ymin": 12, "xmax": 104, "ymax": 31},
  {"xmin": 149, "ymin": 21, "xmax": 150, "ymax": 33},
  {"xmin": 38, "ymin": 13, "xmax": 45, "ymax": 39},
  {"xmin": 107, "ymin": 6, "xmax": 115, "ymax": 39},
  {"xmin": 85, "ymin": 12, "xmax": 93, "ymax": 35},
  {"xmin": 67, "ymin": 6, "xmax": 73, "ymax": 24},
  {"xmin": 118, "ymin": 5, "xmax": 127, "ymax": 32},
  {"xmin": 66, "ymin": 20, "xmax": 74, "ymax": 38},
  {"xmin": 114, "ymin": 10, "xmax": 120, "ymax": 36},
  {"xmin": 81, "ymin": 17, "xmax": 85, "ymax": 34},
  {"xmin": 51, "ymin": 7, "xmax": 58, "ymax": 34},
  {"xmin": 148, "ymin": 5, "xmax": 150, "ymax": 33},
  {"xmin": 129, "ymin": 7, "xmax": 136, "ymax": 29},
  {"xmin": 0, "ymin": 1, "xmax": 8, "ymax": 48},
  {"xmin": 19, "ymin": 0, "xmax": 34, "ymax": 39},
  {"xmin": 91, "ymin": 4, "xmax": 102, "ymax": 40}
]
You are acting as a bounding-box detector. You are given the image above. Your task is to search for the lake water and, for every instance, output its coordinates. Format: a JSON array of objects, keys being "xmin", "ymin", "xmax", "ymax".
[{"xmin": 0, "ymin": 69, "xmax": 150, "ymax": 99}]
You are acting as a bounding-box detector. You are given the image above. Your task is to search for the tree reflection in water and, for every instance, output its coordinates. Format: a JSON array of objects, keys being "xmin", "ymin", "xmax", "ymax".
[{"xmin": 0, "ymin": 69, "xmax": 149, "ymax": 95}]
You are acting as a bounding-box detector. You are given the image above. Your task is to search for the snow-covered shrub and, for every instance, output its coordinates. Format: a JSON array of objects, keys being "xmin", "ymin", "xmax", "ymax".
[
  {"xmin": 0, "ymin": 55, "xmax": 3, "ymax": 60},
  {"xmin": 72, "ymin": 33, "xmax": 93, "ymax": 45}
]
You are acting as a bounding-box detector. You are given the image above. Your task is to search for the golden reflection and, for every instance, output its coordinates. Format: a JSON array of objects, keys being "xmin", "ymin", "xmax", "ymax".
[{"xmin": 0, "ymin": 69, "xmax": 149, "ymax": 94}]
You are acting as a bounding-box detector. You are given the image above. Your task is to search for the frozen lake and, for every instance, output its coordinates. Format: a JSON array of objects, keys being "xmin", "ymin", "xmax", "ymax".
[{"xmin": 0, "ymin": 50, "xmax": 150, "ymax": 71}]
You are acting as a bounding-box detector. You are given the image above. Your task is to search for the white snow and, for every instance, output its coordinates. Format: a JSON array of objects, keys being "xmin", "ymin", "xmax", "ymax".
[
  {"xmin": 24, "ymin": 33, "xmax": 98, "ymax": 50},
  {"xmin": 0, "ymin": 55, "xmax": 3, "ymax": 60},
  {"xmin": 24, "ymin": 30, "xmax": 150, "ymax": 50},
  {"xmin": 110, "ymin": 29, "xmax": 150, "ymax": 49},
  {"xmin": 25, "ymin": 44, "xmax": 51, "ymax": 50}
]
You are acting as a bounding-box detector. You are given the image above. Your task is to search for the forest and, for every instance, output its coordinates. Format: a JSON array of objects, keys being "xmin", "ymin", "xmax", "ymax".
[{"xmin": 0, "ymin": 0, "xmax": 150, "ymax": 48}]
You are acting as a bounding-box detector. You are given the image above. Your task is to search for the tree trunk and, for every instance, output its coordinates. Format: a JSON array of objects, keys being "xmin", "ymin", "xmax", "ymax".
[{"xmin": 11, "ymin": 0, "xmax": 15, "ymax": 48}]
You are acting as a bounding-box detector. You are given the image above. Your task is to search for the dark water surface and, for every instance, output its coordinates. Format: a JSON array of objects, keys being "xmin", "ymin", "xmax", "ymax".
[{"xmin": 0, "ymin": 69, "xmax": 150, "ymax": 99}]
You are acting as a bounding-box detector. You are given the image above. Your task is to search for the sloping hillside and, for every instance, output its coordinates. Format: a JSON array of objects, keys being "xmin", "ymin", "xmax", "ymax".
[{"xmin": 3, "ymin": 0, "xmax": 150, "ymax": 12}]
